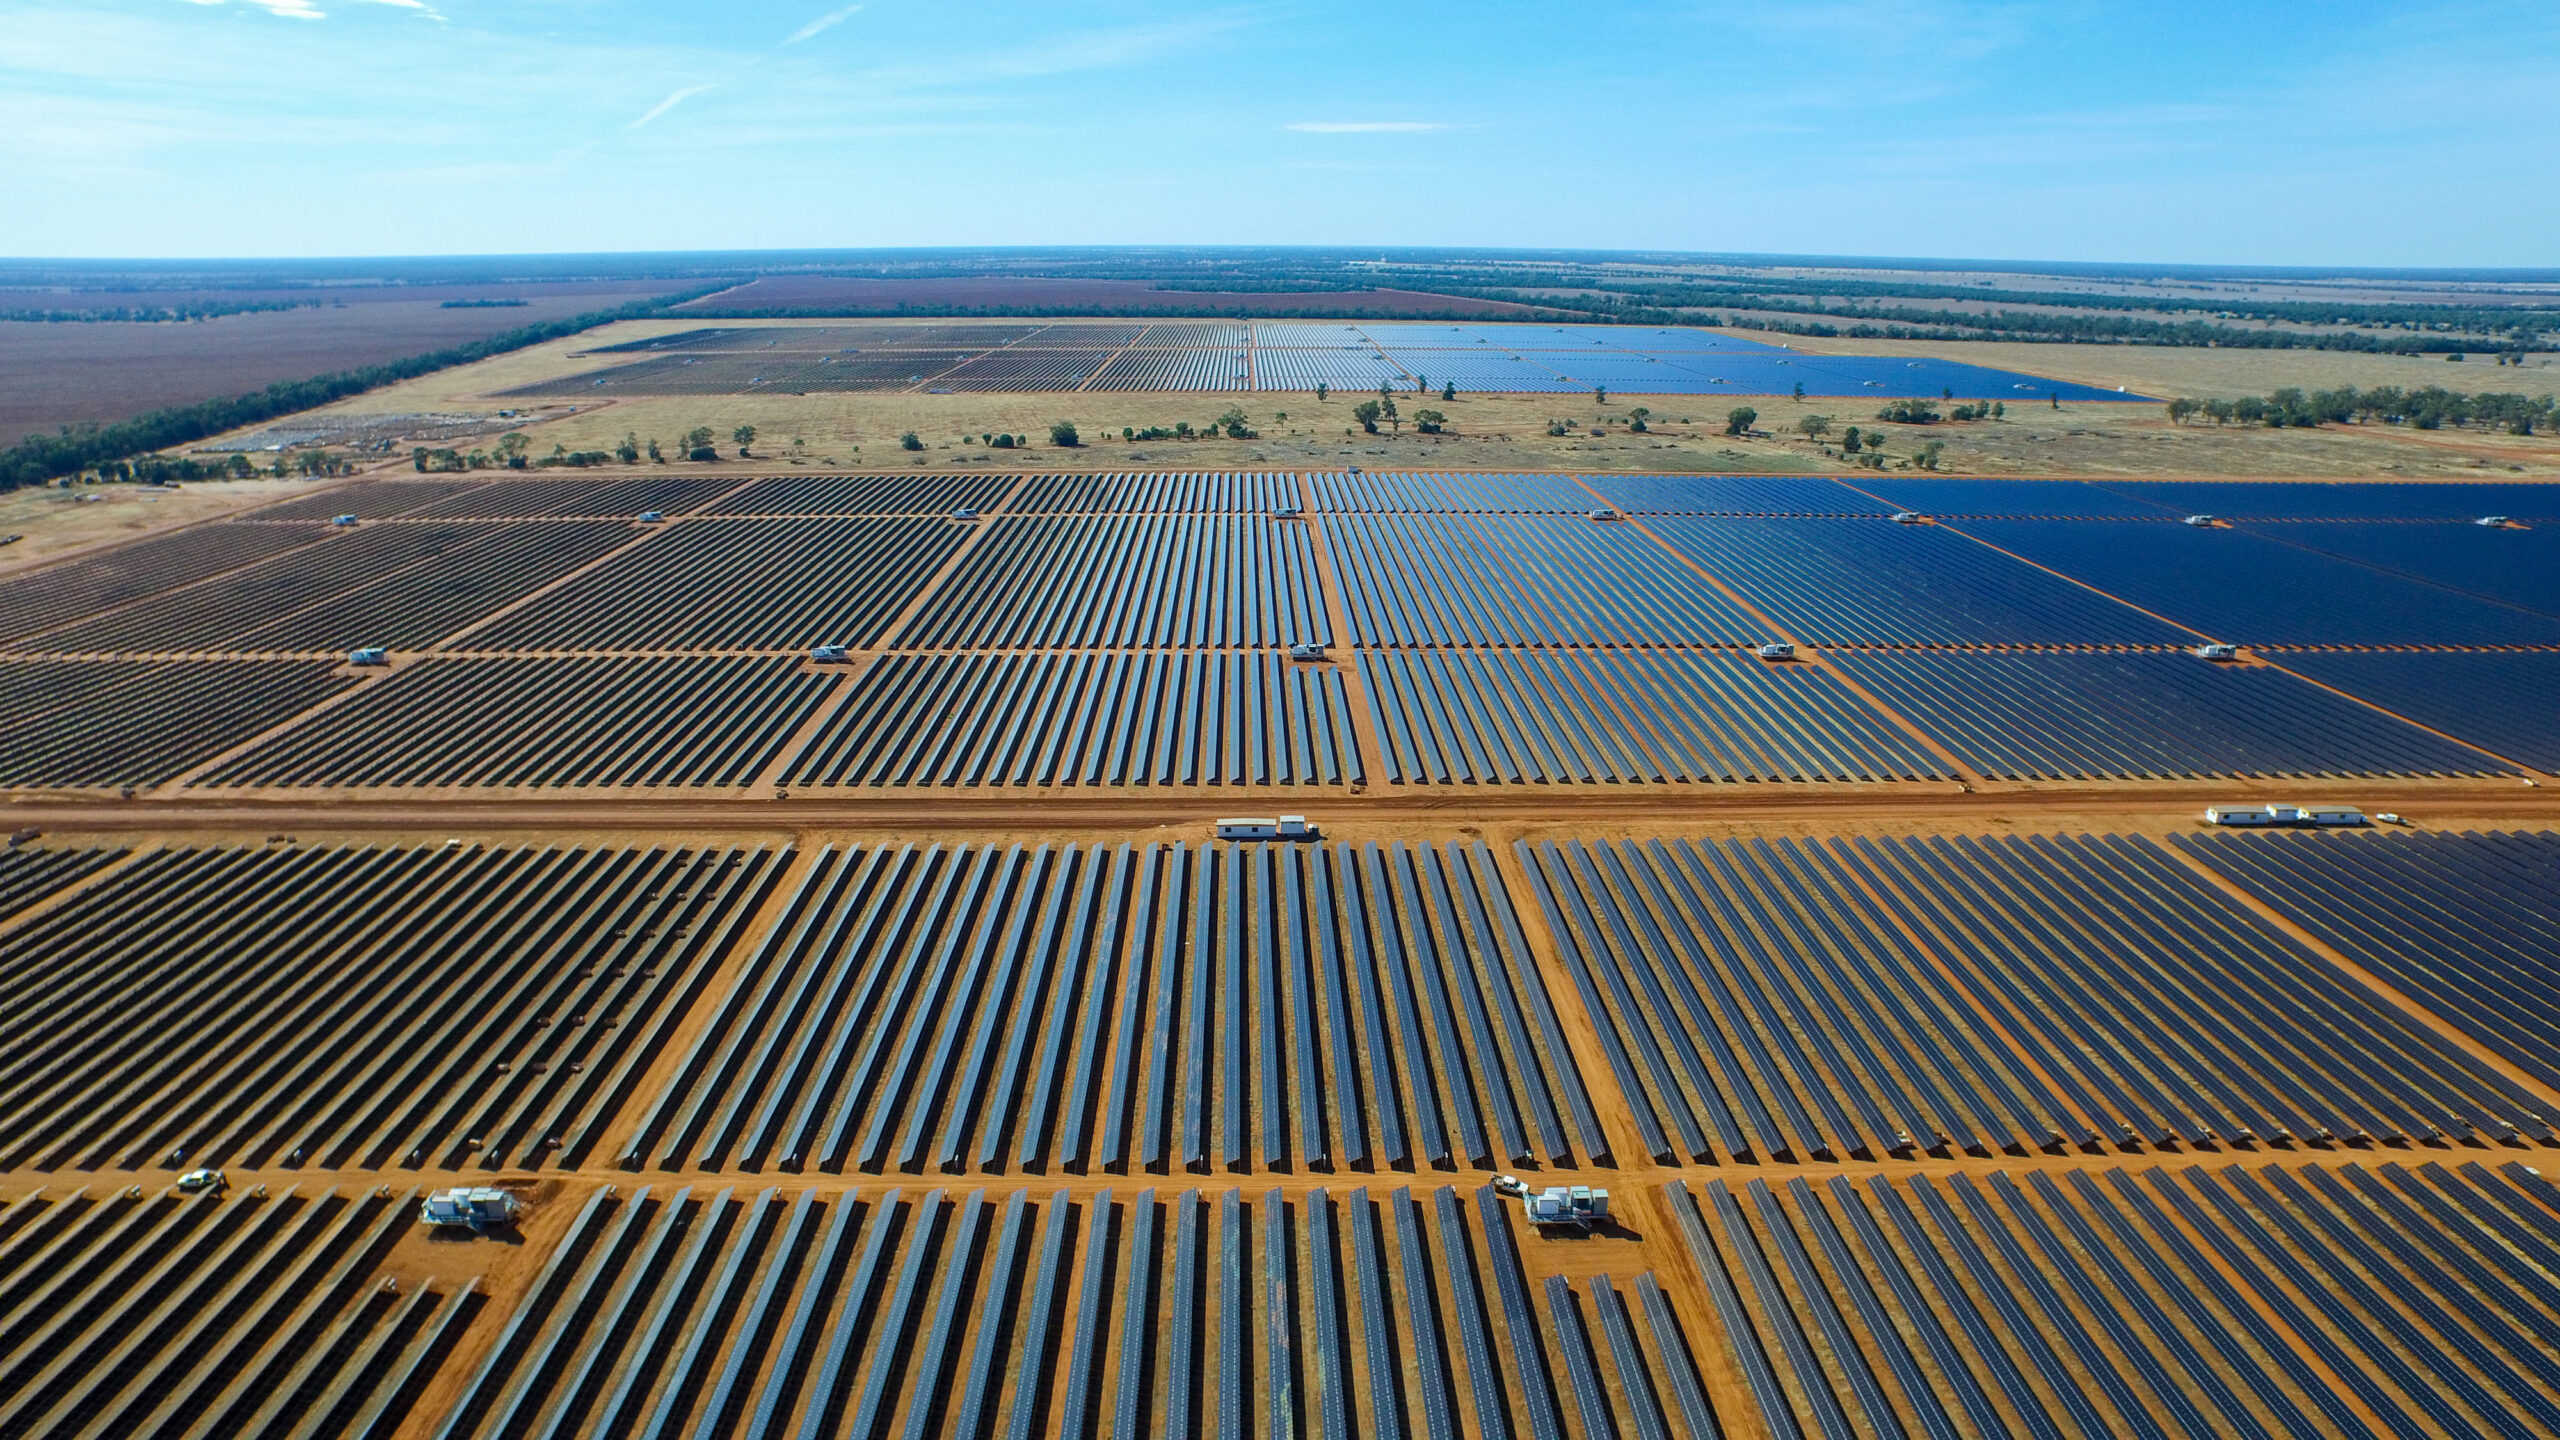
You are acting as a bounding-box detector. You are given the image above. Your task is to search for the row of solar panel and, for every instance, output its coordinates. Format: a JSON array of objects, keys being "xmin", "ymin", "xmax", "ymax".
[
  {"xmin": 1674, "ymin": 1161, "xmax": 2560, "ymax": 1440},
  {"xmin": 221, "ymin": 468, "xmax": 2560, "ymax": 522},
  {"xmin": 3, "ymin": 646, "xmax": 2551, "ymax": 789},
  {"xmin": 1524, "ymin": 833, "xmax": 2544, "ymax": 1165}
]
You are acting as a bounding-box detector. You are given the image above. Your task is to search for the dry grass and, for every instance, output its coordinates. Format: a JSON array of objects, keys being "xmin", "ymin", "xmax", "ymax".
[{"xmin": 0, "ymin": 475, "xmax": 337, "ymax": 574}]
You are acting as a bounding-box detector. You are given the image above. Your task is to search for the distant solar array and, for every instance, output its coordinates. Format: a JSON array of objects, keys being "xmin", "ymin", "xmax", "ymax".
[
  {"xmin": 2, "ymin": 470, "xmax": 2556, "ymax": 790},
  {"xmin": 507, "ymin": 319, "xmax": 2138, "ymax": 399}
]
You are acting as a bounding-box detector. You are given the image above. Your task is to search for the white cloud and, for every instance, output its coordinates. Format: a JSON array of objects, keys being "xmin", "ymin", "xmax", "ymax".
[
  {"xmin": 786, "ymin": 4, "xmax": 861, "ymax": 45},
  {"xmin": 630, "ymin": 84, "xmax": 716, "ymax": 129},
  {"xmin": 1287, "ymin": 121, "xmax": 1450, "ymax": 133}
]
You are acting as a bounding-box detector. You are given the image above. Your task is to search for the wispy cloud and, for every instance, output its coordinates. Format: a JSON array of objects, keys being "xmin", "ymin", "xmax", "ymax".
[
  {"xmin": 1287, "ymin": 121, "xmax": 1450, "ymax": 133},
  {"xmin": 178, "ymin": 0, "xmax": 442, "ymax": 18},
  {"xmin": 630, "ymin": 84, "xmax": 716, "ymax": 129},
  {"xmin": 786, "ymin": 4, "xmax": 861, "ymax": 44}
]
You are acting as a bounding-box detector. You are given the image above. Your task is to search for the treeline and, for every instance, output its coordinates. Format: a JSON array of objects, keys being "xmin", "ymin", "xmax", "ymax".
[
  {"xmin": 1135, "ymin": 258, "xmax": 2559, "ymax": 339},
  {"xmin": 1436, "ymin": 287, "xmax": 2541, "ymax": 354},
  {"xmin": 1713, "ymin": 301, "xmax": 2531, "ymax": 354},
  {"xmin": 0, "ymin": 286, "xmax": 725, "ymax": 492},
  {"xmin": 0, "ymin": 298, "xmax": 322, "ymax": 324},
  {"xmin": 682, "ymin": 301, "xmax": 1578, "ymax": 322},
  {"xmin": 2165, "ymin": 386, "xmax": 2557, "ymax": 433}
]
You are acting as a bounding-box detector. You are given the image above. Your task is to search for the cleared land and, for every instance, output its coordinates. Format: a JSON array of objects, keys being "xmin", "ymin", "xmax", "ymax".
[{"xmin": 0, "ymin": 279, "xmax": 684, "ymax": 443}]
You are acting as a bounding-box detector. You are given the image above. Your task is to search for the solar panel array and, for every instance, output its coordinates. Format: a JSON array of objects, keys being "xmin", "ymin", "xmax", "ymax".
[
  {"xmin": 506, "ymin": 319, "xmax": 2138, "ymax": 399},
  {"xmin": 3, "ymin": 470, "xmax": 2555, "ymax": 790},
  {"xmin": 4, "ymin": 821, "xmax": 2559, "ymax": 1438}
]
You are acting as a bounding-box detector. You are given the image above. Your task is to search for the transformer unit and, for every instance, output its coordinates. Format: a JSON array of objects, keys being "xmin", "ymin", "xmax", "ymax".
[
  {"xmin": 2183, "ymin": 514, "xmax": 2218, "ymax": 527},
  {"xmin": 2192, "ymin": 643, "xmax": 2240, "ymax": 661},
  {"xmin": 1755, "ymin": 643, "xmax": 1797, "ymax": 660},
  {"xmin": 2478, "ymin": 515, "xmax": 2511, "ymax": 527},
  {"xmin": 1270, "ymin": 505, "xmax": 1303, "ymax": 519},
  {"xmin": 348, "ymin": 647, "xmax": 389, "ymax": 666},
  {"xmin": 1214, "ymin": 816, "xmax": 1317, "ymax": 841},
  {"xmin": 331, "ymin": 514, "xmax": 359, "ymax": 527},
  {"xmin": 1890, "ymin": 511, "xmax": 1925, "ymax": 524},
  {"xmin": 420, "ymin": 1187, "xmax": 522, "ymax": 1231},
  {"xmin": 951, "ymin": 507, "xmax": 979, "ymax": 521},
  {"xmin": 1286, "ymin": 643, "xmax": 1328, "ymax": 661},
  {"xmin": 809, "ymin": 644, "xmax": 850, "ymax": 663},
  {"xmin": 636, "ymin": 510, "xmax": 666, "ymax": 523},
  {"xmin": 1494, "ymin": 1175, "xmax": 1610, "ymax": 1231},
  {"xmin": 1585, "ymin": 509, "xmax": 1621, "ymax": 522}
]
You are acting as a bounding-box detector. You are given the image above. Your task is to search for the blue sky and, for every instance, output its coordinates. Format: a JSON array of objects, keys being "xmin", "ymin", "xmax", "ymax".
[{"xmin": 4, "ymin": 1, "xmax": 2555, "ymax": 264}]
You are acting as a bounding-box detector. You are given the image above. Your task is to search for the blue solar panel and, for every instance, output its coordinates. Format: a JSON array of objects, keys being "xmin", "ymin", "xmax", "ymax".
[
  {"xmin": 2111, "ymin": 480, "xmax": 2560, "ymax": 520},
  {"xmin": 2241, "ymin": 521, "xmax": 2560, "ymax": 618},
  {"xmin": 2271, "ymin": 651, "xmax": 2560, "ymax": 771},
  {"xmin": 1858, "ymin": 479, "xmax": 2175, "ymax": 518},
  {"xmin": 1781, "ymin": 354, "xmax": 2138, "ymax": 401},
  {"xmin": 1957, "ymin": 518, "xmax": 2560, "ymax": 646}
]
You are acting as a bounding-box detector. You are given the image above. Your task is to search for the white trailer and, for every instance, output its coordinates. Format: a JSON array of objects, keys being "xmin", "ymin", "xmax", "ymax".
[
  {"xmin": 1214, "ymin": 816, "xmax": 1317, "ymax": 841},
  {"xmin": 2204, "ymin": 805, "xmax": 2277, "ymax": 826}
]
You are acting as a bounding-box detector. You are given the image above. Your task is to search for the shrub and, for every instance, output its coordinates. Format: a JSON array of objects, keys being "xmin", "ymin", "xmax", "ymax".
[
  {"xmin": 1050, "ymin": 420, "xmax": 1080, "ymax": 447},
  {"xmin": 899, "ymin": 431, "xmax": 923, "ymax": 451}
]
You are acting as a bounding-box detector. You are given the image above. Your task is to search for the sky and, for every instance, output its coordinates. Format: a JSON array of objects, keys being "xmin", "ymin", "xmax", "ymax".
[{"xmin": 3, "ymin": 1, "xmax": 2555, "ymax": 265}]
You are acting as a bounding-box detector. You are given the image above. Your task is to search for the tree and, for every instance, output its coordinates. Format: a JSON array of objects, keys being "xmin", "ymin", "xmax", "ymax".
[
  {"xmin": 1876, "ymin": 399, "xmax": 1940, "ymax": 424},
  {"xmin": 1725, "ymin": 406, "xmax": 1758, "ymax": 436},
  {"xmin": 1792, "ymin": 381, "xmax": 1806, "ymax": 401},
  {"xmin": 1842, "ymin": 426, "xmax": 1863, "ymax": 454},
  {"xmin": 647, "ymin": 437, "xmax": 664, "ymax": 462},
  {"xmin": 1384, "ymin": 397, "xmax": 1401, "ymax": 435},
  {"xmin": 732, "ymin": 424, "xmax": 756, "ymax": 456},
  {"xmin": 1595, "ymin": 386, "xmax": 1609, "ymax": 407},
  {"xmin": 1214, "ymin": 407, "xmax": 1255, "ymax": 439},
  {"xmin": 1916, "ymin": 440, "xmax": 1946, "ymax": 470},
  {"xmin": 616, "ymin": 432, "xmax": 641, "ymax": 464},
  {"xmin": 2166, "ymin": 397, "xmax": 2200, "ymax": 425},
  {"xmin": 492, "ymin": 432, "xmax": 530, "ymax": 469},
  {"xmin": 1629, "ymin": 406, "xmax": 1651, "ymax": 433},
  {"xmin": 1050, "ymin": 420, "xmax": 1080, "ymax": 447},
  {"xmin": 1942, "ymin": 387, "xmax": 1954, "ymax": 401},
  {"xmin": 1415, "ymin": 409, "xmax": 1446, "ymax": 434},
  {"xmin": 1352, "ymin": 400, "xmax": 1384, "ymax": 433},
  {"xmin": 1441, "ymin": 382, "xmax": 1455, "ymax": 401},
  {"xmin": 899, "ymin": 431, "xmax": 924, "ymax": 451},
  {"xmin": 411, "ymin": 446, "xmax": 429, "ymax": 472},
  {"xmin": 1316, "ymin": 383, "xmax": 1329, "ymax": 402},
  {"xmin": 1798, "ymin": 414, "xmax": 1832, "ymax": 440},
  {"xmin": 683, "ymin": 426, "xmax": 718, "ymax": 461},
  {"xmin": 1414, "ymin": 374, "xmax": 1429, "ymax": 394}
]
